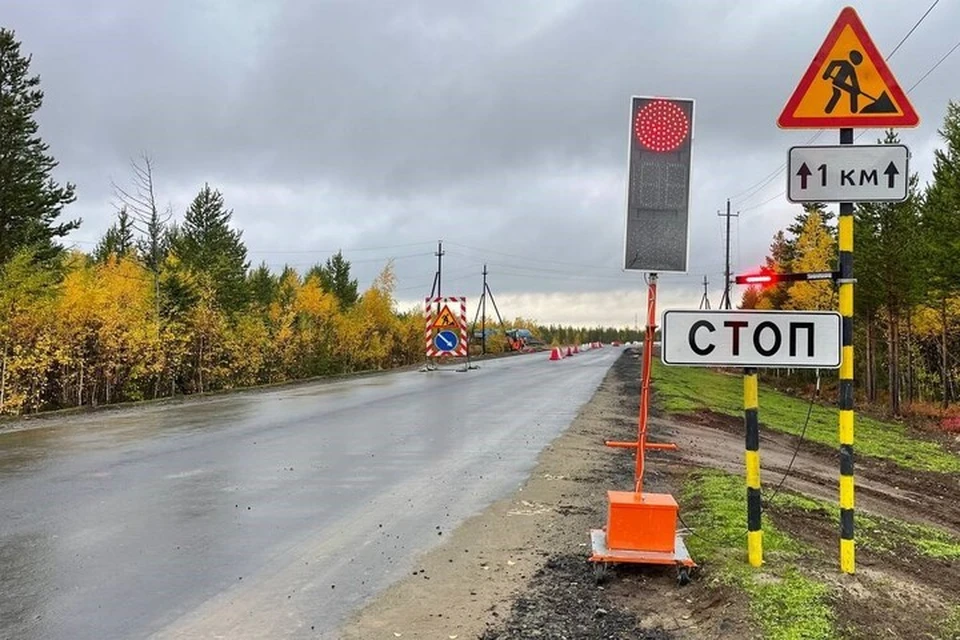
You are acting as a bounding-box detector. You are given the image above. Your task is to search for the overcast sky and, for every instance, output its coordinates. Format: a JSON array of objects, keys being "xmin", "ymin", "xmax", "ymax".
[{"xmin": 6, "ymin": 0, "xmax": 960, "ymax": 326}]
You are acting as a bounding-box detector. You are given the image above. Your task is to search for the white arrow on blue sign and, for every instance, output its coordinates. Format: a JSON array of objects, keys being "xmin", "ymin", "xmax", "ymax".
[{"xmin": 787, "ymin": 144, "xmax": 909, "ymax": 203}]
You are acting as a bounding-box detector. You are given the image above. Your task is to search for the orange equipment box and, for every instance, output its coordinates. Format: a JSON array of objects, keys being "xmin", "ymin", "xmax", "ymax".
[{"xmin": 606, "ymin": 490, "xmax": 678, "ymax": 553}]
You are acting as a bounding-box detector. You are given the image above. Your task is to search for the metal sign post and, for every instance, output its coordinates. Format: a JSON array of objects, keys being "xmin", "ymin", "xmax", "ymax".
[
  {"xmin": 837, "ymin": 127, "xmax": 856, "ymax": 575},
  {"xmin": 744, "ymin": 367, "xmax": 762, "ymax": 567}
]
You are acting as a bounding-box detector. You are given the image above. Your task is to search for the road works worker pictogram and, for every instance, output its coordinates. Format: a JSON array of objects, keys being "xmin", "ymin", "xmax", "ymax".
[
  {"xmin": 822, "ymin": 49, "xmax": 897, "ymax": 115},
  {"xmin": 823, "ymin": 50, "xmax": 863, "ymax": 114}
]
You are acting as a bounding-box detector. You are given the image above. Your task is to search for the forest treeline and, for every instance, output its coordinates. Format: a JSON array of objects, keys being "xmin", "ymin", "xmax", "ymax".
[
  {"xmin": 0, "ymin": 28, "xmax": 631, "ymax": 415},
  {"xmin": 742, "ymin": 105, "xmax": 960, "ymax": 416}
]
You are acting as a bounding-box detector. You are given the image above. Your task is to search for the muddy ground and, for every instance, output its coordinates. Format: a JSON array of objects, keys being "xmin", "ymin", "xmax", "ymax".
[{"xmin": 342, "ymin": 349, "xmax": 959, "ymax": 640}]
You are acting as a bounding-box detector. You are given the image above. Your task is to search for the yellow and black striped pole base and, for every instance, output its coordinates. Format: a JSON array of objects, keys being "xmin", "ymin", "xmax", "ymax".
[{"xmin": 744, "ymin": 367, "xmax": 762, "ymax": 567}]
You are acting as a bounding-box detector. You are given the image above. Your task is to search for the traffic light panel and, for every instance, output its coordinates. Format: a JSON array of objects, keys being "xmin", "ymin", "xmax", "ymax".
[{"xmin": 624, "ymin": 96, "xmax": 694, "ymax": 273}]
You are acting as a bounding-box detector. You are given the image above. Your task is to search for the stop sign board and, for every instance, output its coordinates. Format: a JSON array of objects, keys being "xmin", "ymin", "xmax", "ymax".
[{"xmin": 661, "ymin": 310, "xmax": 841, "ymax": 368}]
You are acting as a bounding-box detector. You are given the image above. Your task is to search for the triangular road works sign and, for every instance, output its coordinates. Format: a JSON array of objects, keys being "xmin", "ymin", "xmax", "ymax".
[
  {"xmin": 432, "ymin": 305, "xmax": 458, "ymax": 329},
  {"xmin": 778, "ymin": 6, "xmax": 919, "ymax": 129}
]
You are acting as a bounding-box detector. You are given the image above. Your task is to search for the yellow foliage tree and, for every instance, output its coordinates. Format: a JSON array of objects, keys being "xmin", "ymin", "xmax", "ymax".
[
  {"xmin": 338, "ymin": 263, "xmax": 398, "ymax": 372},
  {"xmin": 785, "ymin": 211, "xmax": 837, "ymax": 311}
]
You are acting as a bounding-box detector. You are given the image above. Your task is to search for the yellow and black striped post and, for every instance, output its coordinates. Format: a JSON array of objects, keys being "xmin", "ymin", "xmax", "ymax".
[
  {"xmin": 838, "ymin": 127, "xmax": 855, "ymax": 574},
  {"xmin": 744, "ymin": 366, "xmax": 762, "ymax": 567}
]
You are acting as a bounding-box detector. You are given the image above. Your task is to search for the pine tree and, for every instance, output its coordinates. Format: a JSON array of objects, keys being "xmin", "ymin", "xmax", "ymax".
[
  {"xmin": 0, "ymin": 28, "xmax": 78, "ymax": 266},
  {"xmin": 248, "ymin": 262, "xmax": 278, "ymax": 309},
  {"xmin": 856, "ymin": 130, "xmax": 923, "ymax": 415},
  {"xmin": 93, "ymin": 208, "xmax": 136, "ymax": 262},
  {"xmin": 319, "ymin": 251, "xmax": 359, "ymax": 309},
  {"xmin": 920, "ymin": 101, "xmax": 960, "ymax": 407},
  {"xmin": 169, "ymin": 184, "xmax": 249, "ymax": 313},
  {"xmin": 757, "ymin": 231, "xmax": 793, "ymax": 310}
]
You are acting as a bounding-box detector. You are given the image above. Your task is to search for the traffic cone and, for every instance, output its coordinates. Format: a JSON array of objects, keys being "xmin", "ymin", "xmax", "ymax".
[
  {"xmin": 574, "ymin": 345, "xmax": 580, "ymax": 354},
  {"xmin": 566, "ymin": 346, "xmax": 574, "ymax": 357},
  {"xmin": 549, "ymin": 346, "xmax": 563, "ymax": 361}
]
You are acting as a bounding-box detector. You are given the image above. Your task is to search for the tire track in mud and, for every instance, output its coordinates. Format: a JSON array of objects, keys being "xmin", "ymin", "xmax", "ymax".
[{"xmin": 657, "ymin": 412, "xmax": 960, "ymax": 537}]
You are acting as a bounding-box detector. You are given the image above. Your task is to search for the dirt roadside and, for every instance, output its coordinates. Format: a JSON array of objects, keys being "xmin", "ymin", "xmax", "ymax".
[
  {"xmin": 341, "ymin": 348, "xmax": 960, "ymax": 640},
  {"xmin": 340, "ymin": 349, "xmax": 754, "ymax": 640}
]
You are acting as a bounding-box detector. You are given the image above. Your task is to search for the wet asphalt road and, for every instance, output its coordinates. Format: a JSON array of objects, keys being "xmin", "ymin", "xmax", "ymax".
[{"xmin": 0, "ymin": 347, "xmax": 620, "ymax": 640}]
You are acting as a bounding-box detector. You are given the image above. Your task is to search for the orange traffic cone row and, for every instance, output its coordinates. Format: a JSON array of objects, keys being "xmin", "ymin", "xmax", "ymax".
[{"xmin": 549, "ymin": 346, "xmax": 563, "ymax": 361}]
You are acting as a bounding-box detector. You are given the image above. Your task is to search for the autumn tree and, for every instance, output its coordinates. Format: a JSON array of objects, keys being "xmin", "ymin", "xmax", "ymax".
[
  {"xmin": 169, "ymin": 184, "xmax": 250, "ymax": 313},
  {"xmin": 0, "ymin": 248, "xmax": 59, "ymax": 412},
  {"xmin": 739, "ymin": 286, "xmax": 762, "ymax": 309},
  {"xmin": 0, "ymin": 28, "xmax": 78, "ymax": 266},
  {"xmin": 787, "ymin": 202, "xmax": 834, "ymax": 241},
  {"xmin": 785, "ymin": 209, "xmax": 837, "ymax": 311}
]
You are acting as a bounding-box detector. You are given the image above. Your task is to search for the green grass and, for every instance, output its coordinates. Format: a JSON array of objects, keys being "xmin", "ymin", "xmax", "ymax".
[
  {"xmin": 683, "ymin": 470, "xmax": 837, "ymax": 640},
  {"xmin": 940, "ymin": 606, "xmax": 960, "ymax": 640},
  {"xmin": 771, "ymin": 491, "xmax": 960, "ymax": 561},
  {"xmin": 654, "ymin": 362, "xmax": 960, "ymax": 474}
]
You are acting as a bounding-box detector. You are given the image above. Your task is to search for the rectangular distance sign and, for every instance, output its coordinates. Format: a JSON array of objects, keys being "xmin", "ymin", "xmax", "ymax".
[
  {"xmin": 787, "ymin": 145, "xmax": 909, "ymax": 203},
  {"xmin": 661, "ymin": 310, "xmax": 842, "ymax": 368}
]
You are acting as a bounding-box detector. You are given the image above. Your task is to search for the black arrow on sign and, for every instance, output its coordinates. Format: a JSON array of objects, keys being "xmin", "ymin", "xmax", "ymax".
[
  {"xmin": 796, "ymin": 162, "xmax": 811, "ymax": 189},
  {"xmin": 884, "ymin": 162, "xmax": 900, "ymax": 188}
]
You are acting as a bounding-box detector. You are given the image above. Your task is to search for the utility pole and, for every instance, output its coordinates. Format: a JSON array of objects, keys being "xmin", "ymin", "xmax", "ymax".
[
  {"xmin": 481, "ymin": 264, "xmax": 488, "ymax": 354},
  {"xmin": 435, "ymin": 240, "xmax": 445, "ymax": 299},
  {"xmin": 699, "ymin": 275, "xmax": 711, "ymax": 309},
  {"xmin": 718, "ymin": 199, "xmax": 739, "ymax": 309}
]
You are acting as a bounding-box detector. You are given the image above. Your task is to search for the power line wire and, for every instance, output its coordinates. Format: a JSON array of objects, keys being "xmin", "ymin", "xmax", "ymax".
[
  {"xmin": 445, "ymin": 241, "xmax": 622, "ymax": 272},
  {"xmin": 730, "ymin": 131, "xmax": 824, "ymax": 205},
  {"xmin": 740, "ymin": 190, "xmax": 785, "ymax": 213},
  {"xmin": 887, "ymin": 0, "xmax": 940, "ymax": 60},
  {"xmin": 906, "ymin": 37, "xmax": 960, "ymax": 93},
  {"xmin": 246, "ymin": 242, "xmax": 436, "ymax": 254}
]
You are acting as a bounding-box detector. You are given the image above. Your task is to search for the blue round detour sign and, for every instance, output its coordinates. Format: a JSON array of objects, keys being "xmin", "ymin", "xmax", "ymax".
[{"xmin": 434, "ymin": 330, "xmax": 459, "ymax": 353}]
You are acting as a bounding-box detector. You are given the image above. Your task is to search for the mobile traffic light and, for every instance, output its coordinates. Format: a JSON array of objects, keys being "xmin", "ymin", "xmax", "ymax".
[{"xmin": 623, "ymin": 97, "xmax": 694, "ymax": 273}]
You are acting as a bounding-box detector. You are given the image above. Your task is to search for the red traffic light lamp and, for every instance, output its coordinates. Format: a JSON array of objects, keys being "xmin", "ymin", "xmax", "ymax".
[{"xmin": 735, "ymin": 269, "xmax": 839, "ymax": 286}]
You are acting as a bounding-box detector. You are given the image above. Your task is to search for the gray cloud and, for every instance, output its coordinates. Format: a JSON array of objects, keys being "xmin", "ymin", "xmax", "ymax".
[{"xmin": 5, "ymin": 0, "xmax": 960, "ymax": 324}]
